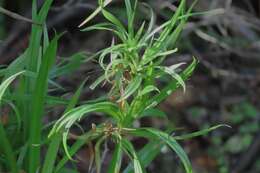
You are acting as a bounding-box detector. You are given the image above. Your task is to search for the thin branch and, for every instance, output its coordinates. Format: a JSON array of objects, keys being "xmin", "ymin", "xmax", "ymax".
[{"xmin": 0, "ymin": 6, "xmax": 40, "ymax": 25}]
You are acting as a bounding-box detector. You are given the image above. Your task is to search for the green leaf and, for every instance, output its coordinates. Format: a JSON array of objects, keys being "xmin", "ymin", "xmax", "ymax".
[
  {"xmin": 43, "ymin": 24, "xmax": 50, "ymax": 52},
  {"xmin": 157, "ymin": 65, "xmax": 186, "ymax": 92},
  {"xmin": 118, "ymin": 75, "xmax": 142, "ymax": 102},
  {"xmin": 141, "ymin": 0, "xmax": 186, "ymax": 65},
  {"xmin": 135, "ymin": 21, "xmax": 146, "ymax": 41},
  {"xmin": 121, "ymin": 139, "xmax": 143, "ymax": 173},
  {"xmin": 144, "ymin": 3, "xmax": 156, "ymax": 36},
  {"xmin": 81, "ymin": 22, "xmax": 113, "ymax": 32},
  {"xmin": 165, "ymin": 0, "xmax": 199, "ymax": 50},
  {"xmin": 178, "ymin": 8, "xmax": 225, "ymax": 20},
  {"xmin": 28, "ymin": 34, "xmax": 60, "ymax": 173},
  {"xmin": 124, "ymin": 124, "xmax": 221, "ymax": 173},
  {"xmin": 52, "ymin": 101, "xmax": 121, "ymax": 133},
  {"xmin": 174, "ymin": 124, "xmax": 231, "ymax": 140},
  {"xmin": 95, "ymin": 136, "xmax": 106, "ymax": 173},
  {"xmin": 79, "ymin": 0, "xmax": 113, "ymax": 27},
  {"xmin": 129, "ymin": 128, "xmax": 192, "ymax": 173},
  {"xmin": 54, "ymin": 131, "xmax": 100, "ymax": 172},
  {"xmin": 142, "ymin": 21, "xmax": 169, "ymax": 44},
  {"xmin": 156, "ymin": 48, "xmax": 178, "ymax": 57},
  {"xmin": 81, "ymin": 22, "xmax": 126, "ymax": 41},
  {"xmin": 156, "ymin": 0, "xmax": 186, "ymax": 47},
  {"xmin": 41, "ymin": 133, "xmax": 61, "ymax": 173},
  {"xmin": 0, "ymin": 71, "xmax": 24, "ymax": 100},
  {"xmin": 101, "ymin": 9, "xmax": 126, "ymax": 34},
  {"xmin": 123, "ymin": 140, "xmax": 163, "ymax": 173},
  {"xmin": 42, "ymin": 80, "xmax": 87, "ymax": 173},
  {"xmin": 147, "ymin": 58, "xmax": 198, "ymax": 108},
  {"xmin": 90, "ymin": 74, "xmax": 107, "ymax": 90},
  {"xmin": 37, "ymin": 0, "xmax": 54, "ymax": 23},
  {"xmin": 140, "ymin": 108, "xmax": 167, "ymax": 119},
  {"xmin": 108, "ymin": 141, "xmax": 123, "ymax": 173},
  {"xmin": 138, "ymin": 85, "xmax": 159, "ymax": 97},
  {"xmin": 125, "ymin": 0, "xmax": 137, "ymax": 38},
  {"xmin": 50, "ymin": 102, "xmax": 121, "ymax": 160},
  {"xmin": 0, "ymin": 71, "xmax": 23, "ymax": 173}
]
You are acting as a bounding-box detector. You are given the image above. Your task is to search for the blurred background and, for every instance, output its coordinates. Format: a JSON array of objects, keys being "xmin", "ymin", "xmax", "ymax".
[{"xmin": 0, "ymin": 0, "xmax": 260, "ymax": 173}]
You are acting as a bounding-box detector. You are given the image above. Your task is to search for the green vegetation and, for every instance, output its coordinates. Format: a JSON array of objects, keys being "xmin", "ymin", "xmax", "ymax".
[{"xmin": 0, "ymin": 0, "xmax": 227, "ymax": 172}]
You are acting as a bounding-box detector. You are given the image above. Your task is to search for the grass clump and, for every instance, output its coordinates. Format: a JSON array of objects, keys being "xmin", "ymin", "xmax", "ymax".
[{"xmin": 0, "ymin": 0, "xmax": 86, "ymax": 173}]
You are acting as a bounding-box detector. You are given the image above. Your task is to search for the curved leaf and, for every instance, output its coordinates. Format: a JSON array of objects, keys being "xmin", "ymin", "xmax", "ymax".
[
  {"xmin": 140, "ymin": 108, "xmax": 167, "ymax": 119},
  {"xmin": 174, "ymin": 124, "xmax": 231, "ymax": 140},
  {"xmin": 126, "ymin": 128, "xmax": 192, "ymax": 173},
  {"xmin": 90, "ymin": 74, "xmax": 106, "ymax": 90},
  {"xmin": 51, "ymin": 101, "xmax": 122, "ymax": 134},
  {"xmin": 123, "ymin": 140, "xmax": 163, "ymax": 173},
  {"xmin": 54, "ymin": 131, "xmax": 100, "ymax": 172},
  {"xmin": 0, "ymin": 71, "xmax": 23, "ymax": 173},
  {"xmin": 42, "ymin": 80, "xmax": 87, "ymax": 173},
  {"xmin": 118, "ymin": 75, "xmax": 142, "ymax": 102},
  {"xmin": 108, "ymin": 141, "xmax": 123, "ymax": 173},
  {"xmin": 101, "ymin": 9, "xmax": 126, "ymax": 34},
  {"xmin": 0, "ymin": 71, "xmax": 24, "ymax": 100},
  {"xmin": 121, "ymin": 139, "xmax": 143, "ymax": 173},
  {"xmin": 79, "ymin": 0, "xmax": 113, "ymax": 27},
  {"xmin": 138, "ymin": 85, "xmax": 159, "ymax": 97},
  {"xmin": 147, "ymin": 58, "xmax": 198, "ymax": 108},
  {"xmin": 157, "ymin": 65, "xmax": 186, "ymax": 92},
  {"xmin": 81, "ymin": 22, "xmax": 126, "ymax": 41},
  {"xmin": 95, "ymin": 136, "xmax": 106, "ymax": 173}
]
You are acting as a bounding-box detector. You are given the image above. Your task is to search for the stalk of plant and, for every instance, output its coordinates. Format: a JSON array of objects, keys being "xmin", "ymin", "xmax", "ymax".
[{"xmin": 50, "ymin": 0, "xmax": 228, "ymax": 173}]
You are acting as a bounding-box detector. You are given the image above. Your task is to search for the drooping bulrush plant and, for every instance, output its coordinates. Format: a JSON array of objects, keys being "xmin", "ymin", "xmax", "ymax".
[{"xmin": 50, "ymin": 0, "xmax": 227, "ymax": 172}]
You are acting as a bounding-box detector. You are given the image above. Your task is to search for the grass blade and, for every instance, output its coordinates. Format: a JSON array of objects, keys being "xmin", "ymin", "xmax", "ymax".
[
  {"xmin": 101, "ymin": 9, "xmax": 126, "ymax": 33},
  {"xmin": 130, "ymin": 128, "xmax": 192, "ymax": 173},
  {"xmin": 157, "ymin": 66, "xmax": 186, "ymax": 92},
  {"xmin": 42, "ymin": 80, "xmax": 87, "ymax": 173},
  {"xmin": 147, "ymin": 58, "xmax": 198, "ymax": 108},
  {"xmin": 28, "ymin": 35, "xmax": 59, "ymax": 173},
  {"xmin": 78, "ymin": 0, "xmax": 113, "ymax": 27},
  {"xmin": 51, "ymin": 101, "xmax": 122, "ymax": 134},
  {"xmin": 174, "ymin": 124, "xmax": 231, "ymax": 140},
  {"xmin": 0, "ymin": 71, "xmax": 24, "ymax": 99},
  {"xmin": 121, "ymin": 139, "xmax": 143, "ymax": 173},
  {"xmin": 138, "ymin": 85, "xmax": 159, "ymax": 97},
  {"xmin": 54, "ymin": 132, "xmax": 100, "ymax": 172},
  {"xmin": 0, "ymin": 71, "xmax": 24, "ymax": 173},
  {"xmin": 118, "ymin": 75, "xmax": 142, "ymax": 102},
  {"xmin": 108, "ymin": 141, "xmax": 123, "ymax": 173},
  {"xmin": 123, "ymin": 140, "xmax": 163, "ymax": 173},
  {"xmin": 95, "ymin": 136, "xmax": 106, "ymax": 173},
  {"xmin": 41, "ymin": 133, "xmax": 61, "ymax": 173}
]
